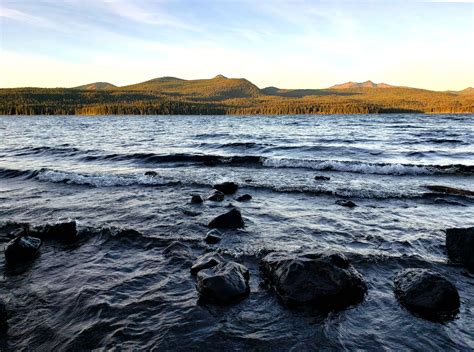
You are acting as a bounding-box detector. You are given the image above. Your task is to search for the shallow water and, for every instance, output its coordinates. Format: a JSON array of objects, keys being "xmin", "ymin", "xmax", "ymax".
[{"xmin": 0, "ymin": 114, "xmax": 473, "ymax": 350}]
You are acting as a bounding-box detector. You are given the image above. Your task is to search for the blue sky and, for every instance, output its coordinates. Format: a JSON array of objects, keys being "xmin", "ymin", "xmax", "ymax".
[{"xmin": 0, "ymin": 0, "xmax": 473, "ymax": 90}]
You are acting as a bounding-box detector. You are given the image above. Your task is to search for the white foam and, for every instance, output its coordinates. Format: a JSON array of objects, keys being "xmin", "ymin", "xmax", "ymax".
[
  {"xmin": 37, "ymin": 169, "xmax": 168, "ymax": 187},
  {"xmin": 263, "ymin": 158, "xmax": 433, "ymax": 175}
]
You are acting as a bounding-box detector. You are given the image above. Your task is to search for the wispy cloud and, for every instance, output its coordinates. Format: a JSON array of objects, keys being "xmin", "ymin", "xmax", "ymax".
[{"xmin": 0, "ymin": 6, "xmax": 59, "ymax": 29}]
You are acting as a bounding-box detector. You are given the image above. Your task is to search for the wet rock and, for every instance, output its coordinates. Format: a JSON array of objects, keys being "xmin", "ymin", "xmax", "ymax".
[
  {"xmin": 190, "ymin": 195, "xmax": 204, "ymax": 204},
  {"xmin": 244, "ymin": 179, "xmax": 252, "ymax": 183},
  {"xmin": 39, "ymin": 220, "xmax": 78, "ymax": 243},
  {"xmin": 213, "ymin": 182, "xmax": 239, "ymax": 195},
  {"xmin": 261, "ymin": 252, "xmax": 367, "ymax": 310},
  {"xmin": 208, "ymin": 190, "xmax": 225, "ymax": 202},
  {"xmin": 236, "ymin": 194, "xmax": 252, "ymax": 202},
  {"xmin": 424, "ymin": 185, "xmax": 474, "ymax": 197},
  {"xmin": 163, "ymin": 241, "xmax": 192, "ymax": 260},
  {"xmin": 434, "ymin": 198, "xmax": 465, "ymax": 206},
  {"xmin": 144, "ymin": 171, "xmax": 158, "ymax": 177},
  {"xmin": 394, "ymin": 268, "xmax": 460, "ymax": 320},
  {"xmin": 446, "ymin": 227, "xmax": 474, "ymax": 272},
  {"xmin": 7, "ymin": 227, "xmax": 28, "ymax": 239},
  {"xmin": 336, "ymin": 200, "xmax": 357, "ymax": 208},
  {"xmin": 4, "ymin": 236, "xmax": 42, "ymax": 264},
  {"xmin": 191, "ymin": 252, "xmax": 224, "ymax": 275},
  {"xmin": 204, "ymin": 229, "xmax": 222, "ymax": 244},
  {"xmin": 314, "ymin": 175, "xmax": 331, "ymax": 181},
  {"xmin": 208, "ymin": 208, "xmax": 244, "ymax": 229},
  {"xmin": 0, "ymin": 300, "xmax": 7, "ymax": 333},
  {"xmin": 197, "ymin": 261, "xmax": 250, "ymax": 304}
]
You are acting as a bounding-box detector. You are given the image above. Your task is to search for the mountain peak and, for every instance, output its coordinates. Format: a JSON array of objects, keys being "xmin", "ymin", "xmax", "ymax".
[
  {"xmin": 330, "ymin": 81, "xmax": 394, "ymax": 89},
  {"xmin": 214, "ymin": 74, "xmax": 228, "ymax": 79}
]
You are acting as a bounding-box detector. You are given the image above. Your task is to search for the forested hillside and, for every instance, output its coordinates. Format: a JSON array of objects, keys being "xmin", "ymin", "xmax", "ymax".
[{"xmin": 1, "ymin": 76, "xmax": 473, "ymax": 115}]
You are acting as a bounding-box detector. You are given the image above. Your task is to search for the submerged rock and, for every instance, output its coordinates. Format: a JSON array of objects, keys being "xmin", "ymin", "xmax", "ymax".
[
  {"xmin": 190, "ymin": 195, "xmax": 204, "ymax": 204},
  {"xmin": 208, "ymin": 209, "xmax": 244, "ymax": 229},
  {"xmin": 314, "ymin": 175, "xmax": 331, "ymax": 181},
  {"xmin": 197, "ymin": 261, "xmax": 250, "ymax": 304},
  {"xmin": 213, "ymin": 182, "xmax": 239, "ymax": 195},
  {"xmin": 144, "ymin": 171, "xmax": 158, "ymax": 177},
  {"xmin": 261, "ymin": 252, "xmax": 367, "ymax": 310},
  {"xmin": 0, "ymin": 300, "xmax": 7, "ymax": 333},
  {"xmin": 204, "ymin": 229, "xmax": 222, "ymax": 244},
  {"xmin": 446, "ymin": 227, "xmax": 474, "ymax": 272},
  {"xmin": 191, "ymin": 252, "xmax": 224, "ymax": 275},
  {"xmin": 336, "ymin": 200, "xmax": 357, "ymax": 208},
  {"xmin": 38, "ymin": 220, "xmax": 78, "ymax": 243},
  {"xmin": 424, "ymin": 185, "xmax": 474, "ymax": 197},
  {"xmin": 236, "ymin": 194, "xmax": 252, "ymax": 202},
  {"xmin": 4, "ymin": 236, "xmax": 42, "ymax": 264},
  {"xmin": 394, "ymin": 268, "xmax": 460, "ymax": 320},
  {"xmin": 208, "ymin": 190, "xmax": 225, "ymax": 202},
  {"xmin": 163, "ymin": 241, "xmax": 192, "ymax": 260}
]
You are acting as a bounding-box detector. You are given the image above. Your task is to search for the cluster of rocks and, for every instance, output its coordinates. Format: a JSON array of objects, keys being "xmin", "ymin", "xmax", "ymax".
[
  {"xmin": 1, "ymin": 220, "xmax": 79, "ymax": 331},
  {"xmin": 191, "ymin": 182, "xmax": 252, "ymax": 205}
]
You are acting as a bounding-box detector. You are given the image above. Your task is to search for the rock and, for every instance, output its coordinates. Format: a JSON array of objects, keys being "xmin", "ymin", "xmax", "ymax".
[
  {"xmin": 4, "ymin": 236, "xmax": 42, "ymax": 264},
  {"xmin": 39, "ymin": 220, "xmax": 78, "ymax": 243},
  {"xmin": 244, "ymin": 179, "xmax": 252, "ymax": 183},
  {"xmin": 261, "ymin": 252, "xmax": 367, "ymax": 310},
  {"xmin": 394, "ymin": 268, "xmax": 460, "ymax": 320},
  {"xmin": 208, "ymin": 190, "xmax": 225, "ymax": 202},
  {"xmin": 144, "ymin": 171, "xmax": 158, "ymax": 177},
  {"xmin": 424, "ymin": 185, "xmax": 474, "ymax": 197},
  {"xmin": 182, "ymin": 209, "xmax": 201, "ymax": 217},
  {"xmin": 191, "ymin": 252, "xmax": 224, "ymax": 275},
  {"xmin": 236, "ymin": 194, "xmax": 252, "ymax": 202},
  {"xmin": 197, "ymin": 261, "xmax": 250, "ymax": 304},
  {"xmin": 446, "ymin": 227, "xmax": 474, "ymax": 272},
  {"xmin": 208, "ymin": 209, "xmax": 244, "ymax": 229},
  {"xmin": 213, "ymin": 182, "xmax": 239, "ymax": 195},
  {"xmin": 204, "ymin": 229, "xmax": 222, "ymax": 244},
  {"xmin": 434, "ymin": 198, "xmax": 465, "ymax": 206},
  {"xmin": 0, "ymin": 300, "xmax": 7, "ymax": 333},
  {"xmin": 336, "ymin": 200, "xmax": 357, "ymax": 208},
  {"xmin": 190, "ymin": 195, "xmax": 203, "ymax": 204},
  {"xmin": 7, "ymin": 227, "xmax": 27, "ymax": 239},
  {"xmin": 163, "ymin": 241, "xmax": 192, "ymax": 260},
  {"xmin": 314, "ymin": 175, "xmax": 331, "ymax": 181}
]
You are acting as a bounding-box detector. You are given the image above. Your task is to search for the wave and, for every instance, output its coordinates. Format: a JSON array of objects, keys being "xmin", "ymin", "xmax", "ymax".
[{"xmin": 262, "ymin": 158, "xmax": 474, "ymax": 175}]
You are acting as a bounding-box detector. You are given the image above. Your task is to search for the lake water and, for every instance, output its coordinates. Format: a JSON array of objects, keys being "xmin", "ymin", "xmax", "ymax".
[{"xmin": 0, "ymin": 114, "xmax": 473, "ymax": 350}]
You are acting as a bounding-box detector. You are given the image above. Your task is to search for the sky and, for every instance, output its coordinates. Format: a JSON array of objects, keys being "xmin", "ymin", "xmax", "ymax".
[{"xmin": 0, "ymin": 0, "xmax": 473, "ymax": 90}]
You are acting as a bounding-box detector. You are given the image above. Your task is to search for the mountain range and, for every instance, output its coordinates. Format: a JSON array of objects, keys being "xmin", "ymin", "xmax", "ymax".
[{"xmin": 1, "ymin": 75, "xmax": 472, "ymax": 115}]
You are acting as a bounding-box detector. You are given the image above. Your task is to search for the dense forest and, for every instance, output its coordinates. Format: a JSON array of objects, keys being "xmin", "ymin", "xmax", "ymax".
[{"xmin": 1, "ymin": 76, "xmax": 473, "ymax": 115}]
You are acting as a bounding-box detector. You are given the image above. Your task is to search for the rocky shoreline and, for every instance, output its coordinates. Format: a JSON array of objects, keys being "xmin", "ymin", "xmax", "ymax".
[{"xmin": 1, "ymin": 180, "xmax": 472, "ymax": 335}]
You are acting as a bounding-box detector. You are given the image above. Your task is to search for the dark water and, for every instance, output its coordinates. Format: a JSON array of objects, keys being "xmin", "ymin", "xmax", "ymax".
[{"xmin": 0, "ymin": 114, "xmax": 473, "ymax": 351}]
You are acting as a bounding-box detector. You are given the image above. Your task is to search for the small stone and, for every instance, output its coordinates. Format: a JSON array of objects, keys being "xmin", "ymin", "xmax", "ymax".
[
  {"xmin": 208, "ymin": 208, "xmax": 244, "ymax": 229},
  {"xmin": 144, "ymin": 171, "xmax": 158, "ymax": 177},
  {"xmin": 204, "ymin": 229, "xmax": 222, "ymax": 244},
  {"xmin": 4, "ymin": 236, "xmax": 42, "ymax": 264},
  {"xmin": 191, "ymin": 195, "xmax": 204, "ymax": 204},
  {"xmin": 336, "ymin": 200, "xmax": 357, "ymax": 208},
  {"xmin": 197, "ymin": 261, "xmax": 250, "ymax": 305},
  {"xmin": 208, "ymin": 190, "xmax": 225, "ymax": 202},
  {"xmin": 213, "ymin": 182, "xmax": 239, "ymax": 195},
  {"xmin": 191, "ymin": 252, "xmax": 224, "ymax": 275},
  {"xmin": 314, "ymin": 175, "xmax": 331, "ymax": 181},
  {"xmin": 236, "ymin": 194, "xmax": 252, "ymax": 202}
]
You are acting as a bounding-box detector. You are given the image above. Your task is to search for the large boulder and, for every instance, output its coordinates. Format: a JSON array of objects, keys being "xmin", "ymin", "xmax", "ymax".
[
  {"xmin": 0, "ymin": 300, "xmax": 7, "ymax": 333},
  {"xmin": 394, "ymin": 268, "xmax": 460, "ymax": 320},
  {"xmin": 208, "ymin": 190, "xmax": 225, "ymax": 202},
  {"xmin": 208, "ymin": 209, "xmax": 244, "ymax": 229},
  {"xmin": 261, "ymin": 252, "xmax": 367, "ymax": 310},
  {"xmin": 446, "ymin": 227, "xmax": 474, "ymax": 272},
  {"xmin": 191, "ymin": 252, "xmax": 224, "ymax": 275},
  {"xmin": 4, "ymin": 236, "xmax": 42, "ymax": 264},
  {"xmin": 38, "ymin": 220, "xmax": 78, "ymax": 243},
  {"xmin": 197, "ymin": 261, "xmax": 250, "ymax": 304},
  {"xmin": 213, "ymin": 182, "xmax": 239, "ymax": 195}
]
